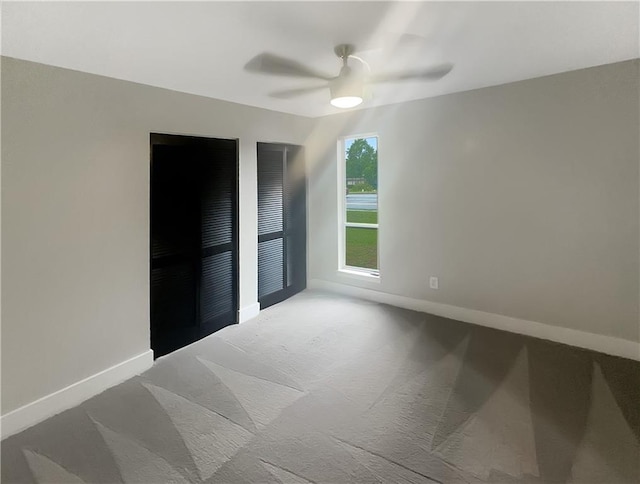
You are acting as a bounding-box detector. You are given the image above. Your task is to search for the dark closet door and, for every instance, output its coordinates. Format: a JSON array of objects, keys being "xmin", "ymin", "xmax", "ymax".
[
  {"xmin": 151, "ymin": 134, "xmax": 238, "ymax": 357},
  {"xmin": 257, "ymin": 143, "xmax": 306, "ymax": 309}
]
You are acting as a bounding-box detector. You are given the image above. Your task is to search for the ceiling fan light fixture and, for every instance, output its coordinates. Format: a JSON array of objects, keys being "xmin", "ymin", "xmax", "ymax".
[
  {"xmin": 329, "ymin": 76, "xmax": 364, "ymax": 109},
  {"xmin": 330, "ymin": 96, "xmax": 363, "ymax": 109}
]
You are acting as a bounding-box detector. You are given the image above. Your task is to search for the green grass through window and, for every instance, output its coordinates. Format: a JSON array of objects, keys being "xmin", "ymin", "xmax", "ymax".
[
  {"xmin": 345, "ymin": 210, "xmax": 378, "ymax": 270},
  {"xmin": 346, "ymin": 210, "xmax": 378, "ymax": 224}
]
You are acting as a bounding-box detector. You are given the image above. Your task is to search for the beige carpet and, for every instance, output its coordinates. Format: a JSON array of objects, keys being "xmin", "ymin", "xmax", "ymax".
[{"xmin": 2, "ymin": 290, "xmax": 639, "ymax": 483}]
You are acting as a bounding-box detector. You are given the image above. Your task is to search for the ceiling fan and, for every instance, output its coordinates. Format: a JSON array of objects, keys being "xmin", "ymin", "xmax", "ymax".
[{"xmin": 245, "ymin": 44, "xmax": 453, "ymax": 109}]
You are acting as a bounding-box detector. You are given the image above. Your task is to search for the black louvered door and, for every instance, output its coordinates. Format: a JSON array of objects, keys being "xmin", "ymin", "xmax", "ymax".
[
  {"xmin": 257, "ymin": 143, "xmax": 306, "ymax": 309},
  {"xmin": 151, "ymin": 134, "xmax": 238, "ymax": 358}
]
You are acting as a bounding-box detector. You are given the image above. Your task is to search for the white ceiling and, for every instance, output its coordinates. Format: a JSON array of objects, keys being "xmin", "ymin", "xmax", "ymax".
[{"xmin": 2, "ymin": 1, "xmax": 638, "ymax": 118}]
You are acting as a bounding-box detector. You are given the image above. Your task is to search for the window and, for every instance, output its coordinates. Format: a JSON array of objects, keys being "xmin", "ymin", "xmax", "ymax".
[{"xmin": 339, "ymin": 135, "xmax": 379, "ymax": 276}]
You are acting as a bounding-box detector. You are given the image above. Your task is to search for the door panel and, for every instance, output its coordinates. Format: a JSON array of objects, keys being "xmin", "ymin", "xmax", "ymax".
[
  {"xmin": 285, "ymin": 146, "xmax": 307, "ymax": 290},
  {"xmin": 257, "ymin": 146, "xmax": 286, "ymax": 299},
  {"xmin": 151, "ymin": 134, "xmax": 238, "ymax": 358},
  {"xmin": 257, "ymin": 143, "xmax": 306, "ymax": 308},
  {"xmin": 150, "ymin": 144, "xmax": 200, "ymax": 356},
  {"xmin": 198, "ymin": 139, "xmax": 238, "ymax": 334}
]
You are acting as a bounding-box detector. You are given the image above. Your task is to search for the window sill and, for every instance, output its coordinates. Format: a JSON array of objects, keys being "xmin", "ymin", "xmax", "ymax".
[{"xmin": 337, "ymin": 268, "xmax": 381, "ymax": 283}]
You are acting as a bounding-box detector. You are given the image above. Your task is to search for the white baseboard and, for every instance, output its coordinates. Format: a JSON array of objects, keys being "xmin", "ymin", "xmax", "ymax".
[
  {"xmin": 238, "ymin": 302, "xmax": 260, "ymax": 323},
  {"xmin": 309, "ymin": 279, "xmax": 640, "ymax": 361},
  {"xmin": 1, "ymin": 349, "xmax": 154, "ymax": 440}
]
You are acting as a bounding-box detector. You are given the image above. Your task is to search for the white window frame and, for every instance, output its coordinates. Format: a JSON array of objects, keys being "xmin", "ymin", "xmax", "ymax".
[{"xmin": 337, "ymin": 133, "xmax": 380, "ymax": 281}]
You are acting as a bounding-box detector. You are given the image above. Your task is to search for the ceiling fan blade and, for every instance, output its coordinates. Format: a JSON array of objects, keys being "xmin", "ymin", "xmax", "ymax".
[
  {"xmin": 245, "ymin": 53, "xmax": 333, "ymax": 80},
  {"xmin": 359, "ymin": 33, "xmax": 428, "ymax": 53},
  {"xmin": 269, "ymin": 85, "xmax": 328, "ymax": 99},
  {"xmin": 370, "ymin": 63, "xmax": 454, "ymax": 83}
]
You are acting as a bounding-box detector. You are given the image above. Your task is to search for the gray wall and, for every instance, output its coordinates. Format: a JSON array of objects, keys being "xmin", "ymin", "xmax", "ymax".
[
  {"xmin": 2, "ymin": 56, "xmax": 638, "ymax": 416},
  {"xmin": 1, "ymin": 57, "xmax": 314, "ymax": 414},
  {"xmin": 307, "ymin": 60, "xmax": 640, "ymax": 343}
]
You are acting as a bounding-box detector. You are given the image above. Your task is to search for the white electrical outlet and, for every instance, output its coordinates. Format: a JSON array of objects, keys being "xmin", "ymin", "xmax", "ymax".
[{"xmin": 429, "ymin": 276, "xmax": 439, "ymax": 290}]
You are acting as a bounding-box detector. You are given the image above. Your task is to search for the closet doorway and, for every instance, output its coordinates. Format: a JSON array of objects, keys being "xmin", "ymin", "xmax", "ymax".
[
  {"xmin": 257, "ymin": 143, "xmax": 307, "ymax": 309},
  {"xmin": 150, "ymin": 133, "xmax": 238, "ymax": 357}
]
